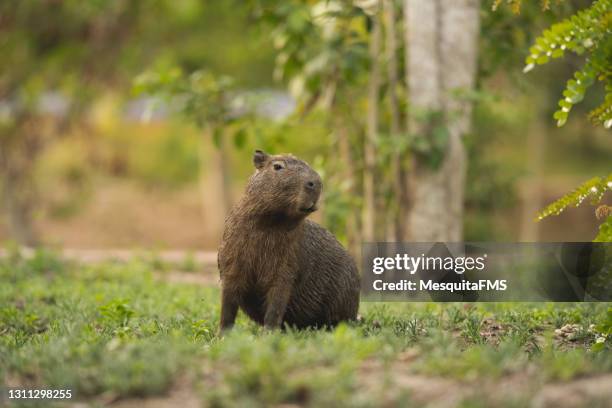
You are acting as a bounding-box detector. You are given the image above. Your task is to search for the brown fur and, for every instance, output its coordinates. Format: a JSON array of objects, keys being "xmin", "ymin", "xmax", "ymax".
[{"xmin": 217, "ymin": 150, "xmax": 360, "ymax": 330}]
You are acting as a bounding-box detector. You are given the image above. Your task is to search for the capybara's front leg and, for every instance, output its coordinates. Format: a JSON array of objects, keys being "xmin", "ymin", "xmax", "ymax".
[
  {"xmin": 264, "ymin": 281, "xmax": 292, "ymax": 329},
  {"xmin": 219, "ymin": 285, "xmax": 239, "ymax": 332}
]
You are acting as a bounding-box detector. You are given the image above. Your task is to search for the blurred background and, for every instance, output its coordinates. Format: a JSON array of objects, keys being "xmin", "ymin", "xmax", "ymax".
[{"xmin": 0, "ymin": 0, "xmax": 610, "ymax": 252}]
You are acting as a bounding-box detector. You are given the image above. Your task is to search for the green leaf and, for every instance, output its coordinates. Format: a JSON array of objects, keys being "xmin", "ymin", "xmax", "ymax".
[
  {"xmin": 553, "ymin": 110, "xmax": 568, "ymax": 127},
  {"xmin": 594, "ymin": 215, "xmax": 612, "ymax": 242},
  {"xmin": 591, "ymin": 342, "xmax": 605, "ymax": 352},
  {"xmin": 551, "ymin": 49, "xmax": 564, "ymax": 58}
]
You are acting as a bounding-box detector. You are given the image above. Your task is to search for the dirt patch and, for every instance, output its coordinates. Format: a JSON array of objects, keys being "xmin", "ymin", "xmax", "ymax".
[
  {"xmin": 358, "ymin": 358, "xmax": 469, "ymax": 407},
  {"xmin": 532, "ymin": 374, "xmax": 612, "ymax": 408},
  {"xmin": 552, "ymin": 323, "xmax": 607, "ymax": 351},
  {"xmin": 357, "ymin": 356, "xmax": 612, "ymax": 407},
  {"xmin": 61, "ymin": 248, "xmax": 218, "ymax": 266},
  {"xmin": 479, "ymin": 317, "xmax": 507, "ymax": 345},
  {"xmin": 34, "ymin": 182, "xmax": 223, "ymax": 249},
  {"xmin": 74, "ymin": 376, "xmax": 201, "ymax": 408},
  {"xmin": 156, "ymin": 270, "xmax": 219, "ymax": 287}
]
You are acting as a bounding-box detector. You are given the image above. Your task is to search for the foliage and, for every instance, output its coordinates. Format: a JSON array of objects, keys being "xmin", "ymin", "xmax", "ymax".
[
  {"xmin": 466, "ymin": 103, "xmax": 520, "ymax": 213},
  {"xmin": 0, "ymin": 1, "xmax": 142, "ymax": 100},
  {"xmin": 595, "ymin": 307, "xmax": 612, "ymax": 335},
  {"xmin": 252, "ymin": 0, "xmax": 370, "ymax": 111},
  {"xmin": 505, "ymin": 0, "xmax": 612, "ymax": 241},
  {"xmin": 0, "ymin": 0, "xmax": 274, "ymax": 243},
  {"xmin": 482, "ymin": 0, "xmax": 578, "ymax": 80},
  {"xmin": 538, "ymin": 174, "xmax": 612, "ymax": 219},
  {"xmin": 248, "ymin": 1, "xmax": 374, "ymax": 241},
  {"xmin": 521, "ymin": 0, "xmax": 612, "ymax": 128},
  {"xmin": 311, "ymin": 152, "xmax": 362, "ymax": 242},
  {"xmin": 408, "ymin": 110, "xmax": 450, "ymax": 170},
  {"xmin": 592, "ymin": 307, "xmax": 612, "ymax": 352},
  {"xmin": 594, "ymin": 214, "xmax": 612, "ymax": 242},
  {"xmin": 0, "ymin": 0, "xmax": 150, "ymax": 243},
  {"xmin": 134, "ymin": 66, "xmax": 260, "ymax": 151},
  {"xmin": 134, "ymin": 67, "xmax": 232, "ymax": 128},
  {"xmin": 537, "ymin": 174, "xmax": 612, "ymax": 241}
]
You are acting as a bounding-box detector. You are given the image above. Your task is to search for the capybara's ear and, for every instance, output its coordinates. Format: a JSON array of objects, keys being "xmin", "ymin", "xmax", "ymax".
[{"xmin": 253, "ymin": 150, "xmax": 269, "ymax": 169}]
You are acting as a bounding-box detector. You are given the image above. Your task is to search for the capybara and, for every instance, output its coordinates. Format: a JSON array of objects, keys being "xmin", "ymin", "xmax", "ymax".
[{"xmin": 217, "ymin": 150, "xmax": 360, "ymax": 330}]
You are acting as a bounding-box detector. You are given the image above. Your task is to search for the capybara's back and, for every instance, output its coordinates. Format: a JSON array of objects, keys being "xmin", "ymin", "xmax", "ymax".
[
  {"xmin": 281, "ymin": 220, "xmax": 360, "ymax": 328},
  {"xmin": 217, "ymin": 150, "xmax": 360, "ymax": 330}
]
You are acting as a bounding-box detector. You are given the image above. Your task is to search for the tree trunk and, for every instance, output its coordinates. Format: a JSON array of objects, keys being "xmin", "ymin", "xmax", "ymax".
[
  {"xmin": 217, "ymin": 130, "xmax": 233, "ymax": 217},
  {"xmin": 404, "ymin": 0, "xmax": 479, "ymax": 242},
  {"xmin": 363, "ymin": 8, "xmax": 382, "ymax": 243},
  {"xmin": 384, "ymin": 0, "xmax": 407, "ymax": 242},
  {"xmin": 201, "ymin": 127, "xmax": 233, "ymax": 221},
  {"xmin": 0, "ymin": 132, "xmax": 40, "ymax": 246},
  {"xmin": 336, "ymin": 116, "xmax": 361, "ymax": 259}
]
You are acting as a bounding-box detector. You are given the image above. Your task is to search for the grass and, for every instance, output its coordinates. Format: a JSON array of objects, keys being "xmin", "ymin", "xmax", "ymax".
[{"xmin": 1, "ymin": 248, "xmax": 611, "ymax": 407}]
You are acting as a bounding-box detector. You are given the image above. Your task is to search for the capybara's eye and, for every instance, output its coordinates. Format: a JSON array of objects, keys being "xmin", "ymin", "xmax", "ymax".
[{"xmin": 273, "ymin": 163, "xmax": 284, "ymax": 171}]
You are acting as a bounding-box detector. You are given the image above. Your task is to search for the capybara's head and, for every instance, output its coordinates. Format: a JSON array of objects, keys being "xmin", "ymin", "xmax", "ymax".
[{"xmin": 245, "ymin": 150, "xmax": 322, "ymax": 219}]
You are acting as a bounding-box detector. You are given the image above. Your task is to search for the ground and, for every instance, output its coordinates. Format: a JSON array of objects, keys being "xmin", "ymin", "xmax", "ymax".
[{"xmin": 1, "ymin": 248, "xmax": 611, "ymax": 407}]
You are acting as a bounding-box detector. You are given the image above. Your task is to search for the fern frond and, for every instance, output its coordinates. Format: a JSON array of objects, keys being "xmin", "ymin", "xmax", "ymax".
[
  {"xmin": 537, "ymin": 174, "xmax": 612, "ymax": 220},
  {"xmin": 588, "ymin": 83, "xmax": 612, "ymax": 128},
  {"xmin": 522, "ymin": 0, "xmax": 612, "ymax": 127},
  {"xmin": 594, "ymin": 215, "xmax": 612, "ymax": 242}
]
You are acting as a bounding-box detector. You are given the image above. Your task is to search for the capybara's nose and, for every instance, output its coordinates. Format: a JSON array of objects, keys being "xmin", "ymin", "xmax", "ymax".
[{"xmin": 305, "ymin": 180, "xmax": 315, "ymax": 190}]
